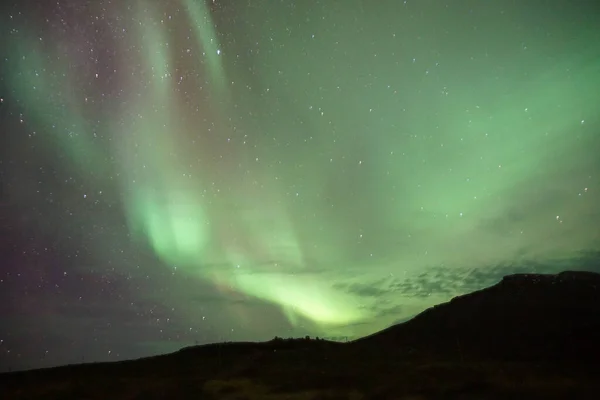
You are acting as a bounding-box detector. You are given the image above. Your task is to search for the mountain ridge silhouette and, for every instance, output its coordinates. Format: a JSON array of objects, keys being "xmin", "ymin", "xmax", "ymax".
[{"xmin": 352, "ymin": 270, "xmax": 600, "ymax": 363}]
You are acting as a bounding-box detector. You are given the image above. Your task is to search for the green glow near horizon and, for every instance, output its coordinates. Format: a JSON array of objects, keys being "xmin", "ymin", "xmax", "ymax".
[{"xmin": 4, "ymin": 1, "xmax": 600, "ymax": 337}]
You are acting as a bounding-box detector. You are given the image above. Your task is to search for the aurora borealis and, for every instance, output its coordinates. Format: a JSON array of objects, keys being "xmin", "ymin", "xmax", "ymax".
[{"xmin": 1, "ymin": 0, "xmax": 599, "ymax": 371}]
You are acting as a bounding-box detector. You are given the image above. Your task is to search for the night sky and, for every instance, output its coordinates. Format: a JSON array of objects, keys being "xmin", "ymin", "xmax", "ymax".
[{"xmin": 1, "ymin": 0, "xmax": 599, "ymax": 371}]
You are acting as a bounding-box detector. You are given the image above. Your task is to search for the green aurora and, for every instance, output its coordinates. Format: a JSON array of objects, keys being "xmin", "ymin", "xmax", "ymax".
[{"xmin": 3, "ymin": 0, "xmax": 600, "ymax": 341}]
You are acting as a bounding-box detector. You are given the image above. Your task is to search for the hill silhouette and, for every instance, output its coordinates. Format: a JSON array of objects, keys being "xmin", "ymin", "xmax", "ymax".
[
  {"xmin": 353, "ymin": 270, "xmax": 600, "ymax": 363},
  {"xmin": 1, "ymin": 271, "xmax": 599, "ymax": 399}
]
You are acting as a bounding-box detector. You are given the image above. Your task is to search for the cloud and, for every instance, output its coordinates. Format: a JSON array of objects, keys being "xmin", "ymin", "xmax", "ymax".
[
  {"xmin": 332, "ymin": 278, "xmax": 391, "ymax": 298},
  {"xmin": 367, "ymin": 251, "xmax": 600, "ymax": 303},
  {"xmin": 375, "ymin": 304, "xmax": 405, "ymax": 319}
]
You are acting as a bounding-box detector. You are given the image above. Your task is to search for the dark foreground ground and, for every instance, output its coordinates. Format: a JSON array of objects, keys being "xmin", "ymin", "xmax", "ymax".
[
  {"xmin": 0, "ymin": 340, "xmax": 600, "ymax": 400},
  {"xmin": 1, "ymin": 340, "xmax": 599, "ymax": 400},
  {"xmin": 2, "ymin": 271, "xmax": 600, "ymax": 399}
]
